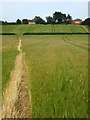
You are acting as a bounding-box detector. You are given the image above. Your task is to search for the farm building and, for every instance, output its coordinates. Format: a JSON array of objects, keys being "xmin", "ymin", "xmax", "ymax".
[
  {"xmin": 27, "ymin": 20, "xmax": 36, "ymax": 24},
  {"xmin": 72, "ymin": 21, "xmax": 83, "ymax": 25},
  {"xmin": 72, "ymin": 19, "xmax": 83, "ymax": 25}
]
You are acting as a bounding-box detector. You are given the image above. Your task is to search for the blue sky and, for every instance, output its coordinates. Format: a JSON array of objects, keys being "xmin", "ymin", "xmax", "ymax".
[{"xmin": 1, "ymin": 2, "xmax": 88, "ymax": 22}]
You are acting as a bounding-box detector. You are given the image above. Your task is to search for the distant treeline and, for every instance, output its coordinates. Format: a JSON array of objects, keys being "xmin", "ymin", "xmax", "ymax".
[{"xmin": 0, "ymin": 11, "xmax": 90, "ymax": 25}]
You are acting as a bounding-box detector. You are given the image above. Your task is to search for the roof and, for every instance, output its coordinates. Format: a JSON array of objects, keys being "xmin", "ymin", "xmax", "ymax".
[{"xmin": 27, "ymin": 20, "xmax": 34, "ymax": 22}]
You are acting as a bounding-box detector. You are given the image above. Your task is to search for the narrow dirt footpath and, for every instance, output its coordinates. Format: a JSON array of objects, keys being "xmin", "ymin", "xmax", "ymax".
[
  {"xmin": 82, "ymin": 25, "xmax": 90, "ymax": 33},
  {"xmin": 2, "ymin": 38, "xmax": 32, "ymax": 118}
]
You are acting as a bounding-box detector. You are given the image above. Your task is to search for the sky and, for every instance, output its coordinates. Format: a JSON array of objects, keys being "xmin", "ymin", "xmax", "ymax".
[{"xmin": 0, "ymin": 2, "xmax": 89, "ymax": 22}]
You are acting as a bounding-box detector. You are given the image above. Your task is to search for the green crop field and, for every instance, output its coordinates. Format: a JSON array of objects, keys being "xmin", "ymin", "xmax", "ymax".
[
  {"xmin": 2, "ymin": 25, "xmax": 89, "ymax": 118},
  {"xmin": 87, "ymin": 25, "xmax": 90, "ymax": 31},
  {"xmin": 2, "ymin": 35, "xmax": 19, "ymax": 92},
  {"xmin": 2, "ymin": 24, "xmax": 87, "ymax": 34},
  {"xmin": 22, "ymin": 35, "xmax": 88, "ymax": 118}
]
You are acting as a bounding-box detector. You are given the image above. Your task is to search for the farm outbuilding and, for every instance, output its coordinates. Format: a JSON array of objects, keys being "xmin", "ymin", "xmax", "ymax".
[
  {"xmin": 72, "ymin": 21, "xmax": 83, "ymax": 25},
  {"xmin": 27, "ymin": 20, "xmax": 36, "ymax": 24}
]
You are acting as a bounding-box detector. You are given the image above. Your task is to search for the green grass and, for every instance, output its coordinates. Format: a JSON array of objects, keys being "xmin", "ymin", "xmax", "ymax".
[
  {"xmin": 2, "ymin": 24, "xmax": 87, "ymax": 34},
  {"xmin": 2, "ymin": 25, "xmax": 88, "ymax": 118},
  {"xmin": 64, "ymin": 35, "xmax": 88, "ymax": 45},
  {"xmin": 22, "ymin": 35, "xmax": 88, "ymax": 118},
  {"xmin": 88, "ymin": 26, "xmax": 90, "ymax": 31},
  {"xmin": 2, "ymin": 25, "xmax": 29, "ymax": 34},
  {"xmin": 63, "ymin": 35, "xmax": 89, "ymax": 51},
  {"xmin": 86, "ymin": 25, "xmax": 90, "ymax": 31},
  {"xmin": 2, "ymin": 36, "xmax": 19, "ymax": 92}
]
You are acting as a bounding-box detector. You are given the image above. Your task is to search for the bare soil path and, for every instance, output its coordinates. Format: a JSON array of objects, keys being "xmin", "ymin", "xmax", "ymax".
[
  {"xmin": 2, "ymin": 38, "xmax": 32, "ymax": 118},
  {"xmin": 82, "ymin": 25, "xmax": 90, "ymax": 33}
]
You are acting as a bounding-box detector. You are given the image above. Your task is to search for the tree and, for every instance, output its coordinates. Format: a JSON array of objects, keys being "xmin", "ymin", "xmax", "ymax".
[
  {"xmin": 34, "ymin": 16, "xmax": 45, "ymax": 24},
  {"xmin": 4, "ymin": 21, "xmax": 8, "ymax": 25},
  {"xmin": 22, "ymin": 19, "xmax": 28, "ymax": 24},
  {"xmin": 16, "ymin": 19, "xmax": 21, "ymax": 24},
  {"xmin": 46, "ymin": 16, "xmax": 54, "ymax": 24},
  {"xmin": 0, "ymin": 21, "xmax": 5, "ymax": 25},
  {"xmin": 82, "ymin": 18, "xmax": 90, "ymax": 25},
  {"xmin": 66, "ymin": 14, "xmax": 72, "ymax": 24},
  {"xmin": 53, "ymin": 12, "xmax": 67, "ymax": 24}
]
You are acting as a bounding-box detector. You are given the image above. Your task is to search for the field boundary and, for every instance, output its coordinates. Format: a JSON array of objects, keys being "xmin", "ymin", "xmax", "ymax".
[
  {"xmin": 23, "ymin": 33, "xmax": 90, "ymax": 35},
  {"xmin": 0, "ymin": 33, "xmax": 90, "ymax": 36},
  {"xmin": 0, "ymin": 33, "xmax": 16, "ymax": 35}
]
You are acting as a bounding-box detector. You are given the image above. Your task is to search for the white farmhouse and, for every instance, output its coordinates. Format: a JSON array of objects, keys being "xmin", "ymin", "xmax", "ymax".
[{"xmin": 28, "ymin": 20, "xmax": 36, "ymax": 25}]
